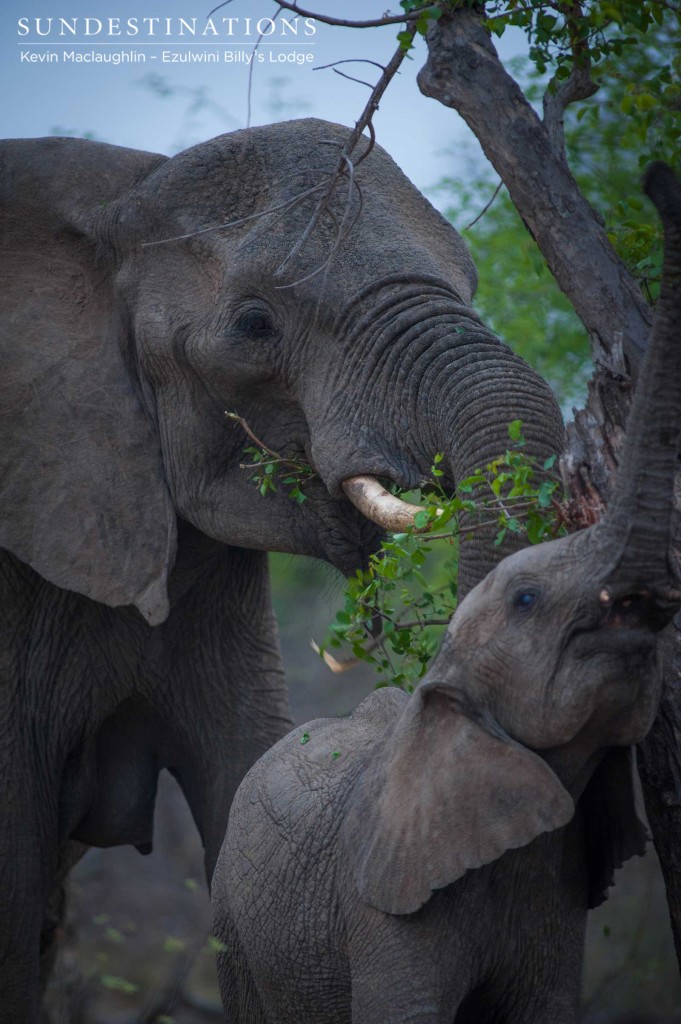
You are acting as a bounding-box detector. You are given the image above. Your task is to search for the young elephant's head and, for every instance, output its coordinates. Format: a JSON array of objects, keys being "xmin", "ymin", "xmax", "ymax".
[{"xmin": 345, "ymin": 162, "xmax": 681, "ymax": 916}]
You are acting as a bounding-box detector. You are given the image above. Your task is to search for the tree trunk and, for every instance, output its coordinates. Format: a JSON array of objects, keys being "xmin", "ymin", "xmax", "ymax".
[{"xmin": 418, "ymin": 4, "xmax": 681, "ymax": 977}]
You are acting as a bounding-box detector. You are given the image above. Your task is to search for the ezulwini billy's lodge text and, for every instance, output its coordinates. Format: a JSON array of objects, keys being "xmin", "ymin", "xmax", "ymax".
[{"xmin": 19, "ymin": 48, "xmax": 315, "ymax": 65}]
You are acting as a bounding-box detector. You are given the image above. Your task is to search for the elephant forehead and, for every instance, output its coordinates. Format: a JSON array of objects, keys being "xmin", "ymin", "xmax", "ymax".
[
  {"xmin": 241, "ymin": 688, "xmax": 406, "ymax": 808},
  {"xmin": 141, "ymin": 119, "xmax": 477, "ymax": 304},
  {"xmin": 226, "ymin": 688, "xmax": 407, "ymax": 861},
  {"xmin": 273, "ymin": 688, "xmax": 407, "ymax": 789}
]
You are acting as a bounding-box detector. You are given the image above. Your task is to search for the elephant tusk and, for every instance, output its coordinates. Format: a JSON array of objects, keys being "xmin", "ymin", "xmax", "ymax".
[
  {"xmin": 310, "ymin": 639, "xmax": 361, "ymax": 674},
  {"xmin": 341, "ymin": 475, "xmax": 440, "ymax": 533}
]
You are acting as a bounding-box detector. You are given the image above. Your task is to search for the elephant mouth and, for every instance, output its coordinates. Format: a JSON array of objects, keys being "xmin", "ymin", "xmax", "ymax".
[
  {"xmin": 571, "ymin": 591, "xmax": 670, "ymax": 662},
  {"xmin": 574, "ymin": 627, "xmax": 656, "ymax": 661},
  {"xmin": 305, "ymin": 473, "xmax": 442, "ymax": 575},
  {"xmin": 601, "ymin": 590, "xmax": 676, "ymax": 634}
]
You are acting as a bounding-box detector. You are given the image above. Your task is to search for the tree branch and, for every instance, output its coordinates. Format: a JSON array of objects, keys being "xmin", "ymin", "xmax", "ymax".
[
  {"xmin": 208, "ymin": 0, "xmax": 442, "ymax": 29},
  {"xmin": 274, "ymin": 25, "xmax": 416, "ymax": 286},
  {"xmin": 542, "ymin": 2, "xmax": 599, "ymax": 157}
]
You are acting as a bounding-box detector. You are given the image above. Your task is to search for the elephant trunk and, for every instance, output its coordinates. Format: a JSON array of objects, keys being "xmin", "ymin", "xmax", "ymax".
[
  {"xmin": 599, "ymin": 163, "xmax": 681, "ymax": 604},
  {"xmin": 308, "ymin": 278, "xmax": 564, "ymax": 594},
  {"xmin": 426, "ymin": 337, "xmax": 565, "ymax": 596}
]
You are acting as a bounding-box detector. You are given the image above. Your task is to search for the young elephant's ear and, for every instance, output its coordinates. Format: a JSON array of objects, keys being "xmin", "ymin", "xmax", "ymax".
[
  {"xmin": 0, "ymin": 137, "xmax": 175, "ymax": 624},
  {"xmin": 581, "ymin": 747, "xmax": 649, "ymax": 908},
  {"xmin": 343, "ymin": 680, "xmax": 574, "ymax": 915}
]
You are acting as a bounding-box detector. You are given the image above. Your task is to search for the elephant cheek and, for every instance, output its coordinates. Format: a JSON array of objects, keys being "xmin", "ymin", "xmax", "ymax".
[{"xmin": 498, "ymin": 683, "xmax": 595, "ymax": 751}]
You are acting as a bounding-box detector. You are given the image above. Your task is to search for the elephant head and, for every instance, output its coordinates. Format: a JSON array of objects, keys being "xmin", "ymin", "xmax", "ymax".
[
  {"xmin": 0, "ymin": 119, "xmax": 564, "ymax": 620},
  {"xmin": 344, "ymin": 162, "xmax": 681, "ymax": 917}
]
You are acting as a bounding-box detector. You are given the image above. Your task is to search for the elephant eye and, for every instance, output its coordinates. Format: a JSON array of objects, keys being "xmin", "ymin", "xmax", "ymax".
[
  {"xmin": 233, "ymin": 308, "xmax": 277, "ymax": 339},
  {"xmin": 511, "ymin": 588, "xmax": 540, "ymax": 612}
]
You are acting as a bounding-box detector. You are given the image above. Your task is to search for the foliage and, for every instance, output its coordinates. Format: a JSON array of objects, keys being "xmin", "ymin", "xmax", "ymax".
[
  {"xmin": 481, "ymin": 2, "xmax": 679, "ymax": 291},
  {"xmin": 319, "ymin": 424, "xmax": 565, "ymax": 691},
  {"xmin": 565, "ymin": 17, "xmax": 680, "ymax": 297},
  {"xmin": 397, "ymin": 0, "xmax": 445, "ymax": 51},
  {"xmin": 482, "ymin": 1, "xmax": 676, "ymax": 83},
  {"xmin": 240, "ymin": 444, "xmax": 313, "ymax": 504},
  {"xmin": 240, "ymin": 417, "xmax": 564, "ymax": 690}
]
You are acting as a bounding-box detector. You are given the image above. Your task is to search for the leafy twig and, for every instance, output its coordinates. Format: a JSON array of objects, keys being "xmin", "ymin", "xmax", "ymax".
[{"xmin": 226, "ymin": 411, "xmax": 315, "ymax": 502}]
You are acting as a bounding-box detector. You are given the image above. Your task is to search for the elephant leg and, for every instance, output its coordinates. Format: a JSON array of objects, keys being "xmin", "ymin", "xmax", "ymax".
[
  {"xmin": 350, "ymin": 955, "xmax": 458, "ymax": 1024},
  {"xmin": 214, "ymin": 907, "xmax": 270, "ymax": 1024},
  {"xmin": 350, "ymin": 980, "xmax": 445, "ymax": 1024},
  {"xmin": 500, "ymin": 990, "xmax": 580, "ymax": 1024},
  {"xmin": 453, "ymin": 974, "xmax": 581, "ymax": 1024},
  {"xmin": 42, "ymin": 840, "xmax": 88, "ymax": 1015},
  {"xmin": 0, "ymin": 776, "xmax": 56, "ymax": 1024}
]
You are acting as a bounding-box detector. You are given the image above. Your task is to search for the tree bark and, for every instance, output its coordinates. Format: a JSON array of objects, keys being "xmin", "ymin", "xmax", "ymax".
[{"xmin": 418, "ymin": 4, "xmax": 681, "ymax": 977}]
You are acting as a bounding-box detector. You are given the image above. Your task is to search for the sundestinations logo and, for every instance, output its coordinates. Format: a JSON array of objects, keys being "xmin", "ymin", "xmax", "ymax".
[
  {"xmin": 17, "ymin": 15, "xmax": 317, "ymax": 39},
  {"xmin": 16, "ymin": 14, "xmax": 317, "ymax": 66}
]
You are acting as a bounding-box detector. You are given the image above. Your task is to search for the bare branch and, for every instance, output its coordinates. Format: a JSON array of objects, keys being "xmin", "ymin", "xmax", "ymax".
[
  {"xmin": 464, "ymin": 179, "xmax": 503, "ymax": 231},
  {"xmin": 225, "ymin": 412, "xmax": 282, "ymax": 459},
  {"xmin": 246, "ymin": 5, "xmax": 283, "ymax": 127},
  {"xmin": 315, "ymin": 58, "xmax": 386, "ymax": 74},
  {"xmin": 208, "ymin": 0, "xmax": 442, "ymax": 29},
  {"xmin": 141, "ymin": 181, "xmax": 326, "ymax": 247},
  {"xmin": 274, "ymin": 25, "xmax": 417, "ymax": 286},
  {"xmin": 332, "ymin": 68, "xmax": 376, "ymax": 89},
  {"xmin": 275, "ymin": 152, "xmax": 356, "ymax": 286}
]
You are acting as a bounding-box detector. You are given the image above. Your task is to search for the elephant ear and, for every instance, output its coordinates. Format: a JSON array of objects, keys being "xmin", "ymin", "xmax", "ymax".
[
  {"xmin": 0, "ymin": 137, "xmax": 175, "ymax": 624},
  {"xmin": 342, "ymin": 680, "xmax": 574, "ymax": 915},
  {"xmin": 580, "ymin": 747, "xmax": 649, "ymax": 908}
]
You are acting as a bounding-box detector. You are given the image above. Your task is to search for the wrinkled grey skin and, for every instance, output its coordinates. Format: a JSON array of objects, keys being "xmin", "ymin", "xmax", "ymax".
[
  {"xmin": 213, "ymin": 165, "xmax": 681, "ymax": 1024},
  {"xmin": 0, "ymin": 119, "xmax": 563, "ymax": 1020}
]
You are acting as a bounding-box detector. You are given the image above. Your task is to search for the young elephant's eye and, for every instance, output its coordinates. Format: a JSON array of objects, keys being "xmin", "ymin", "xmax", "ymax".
[
  {"xmin": 512, "ymin": 589, "xmax": 540, "ymax": 612},
  {"xmin": 233, "ymin": 308, "xmax": 277, "ymax": 339}
]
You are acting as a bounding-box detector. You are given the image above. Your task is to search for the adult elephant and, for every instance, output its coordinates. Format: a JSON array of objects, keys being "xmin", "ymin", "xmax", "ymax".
[{"xmin": 0, "ymin": 118, "xmax": 563, "ymax": 1020}]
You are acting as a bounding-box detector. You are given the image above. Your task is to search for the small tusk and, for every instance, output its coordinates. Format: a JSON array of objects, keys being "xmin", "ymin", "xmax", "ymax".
[
  {"xmin": 311, "ymin": 639, "xmax": 361, "ymax": 674},
  {"xmin": 341, "ymin": 475, "xmax": 441, "ymax": 533}
]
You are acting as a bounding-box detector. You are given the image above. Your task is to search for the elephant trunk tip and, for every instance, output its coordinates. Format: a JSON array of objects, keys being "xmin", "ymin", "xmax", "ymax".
[{"xmin": 597, "ymin": 578, "xmax": 681, "ymax": 634}]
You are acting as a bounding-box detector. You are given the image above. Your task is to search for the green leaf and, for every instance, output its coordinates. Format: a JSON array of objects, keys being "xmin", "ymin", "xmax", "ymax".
[
  {"xmin": 537, "ymin": 480, "xmax": 555, "ymax": 507},
  {"xmin": 100, "ymin": 975, "xmax": 140, "ymax": 994},
  {"xmin": 206, "ymin": 936, "xmax": 229, "ymax": 953},
  {"xmin": 508, "ymin": 419, "xmax": 523, "ymax": 441},
  {"xmin": 163, "ymin": 937, "xmax": 186, "ymax": 953}
]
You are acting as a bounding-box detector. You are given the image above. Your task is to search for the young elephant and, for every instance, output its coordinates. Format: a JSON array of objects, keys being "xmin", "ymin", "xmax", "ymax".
[{"xmin": 212, "ymin": 163, "xmax": 681, "ymax": 1024}]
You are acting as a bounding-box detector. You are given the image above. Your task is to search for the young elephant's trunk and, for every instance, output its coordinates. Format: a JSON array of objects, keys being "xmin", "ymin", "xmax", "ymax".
[{"xmin": 600, "ymin": 163, "xmax": 681, "ymax": 603}]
